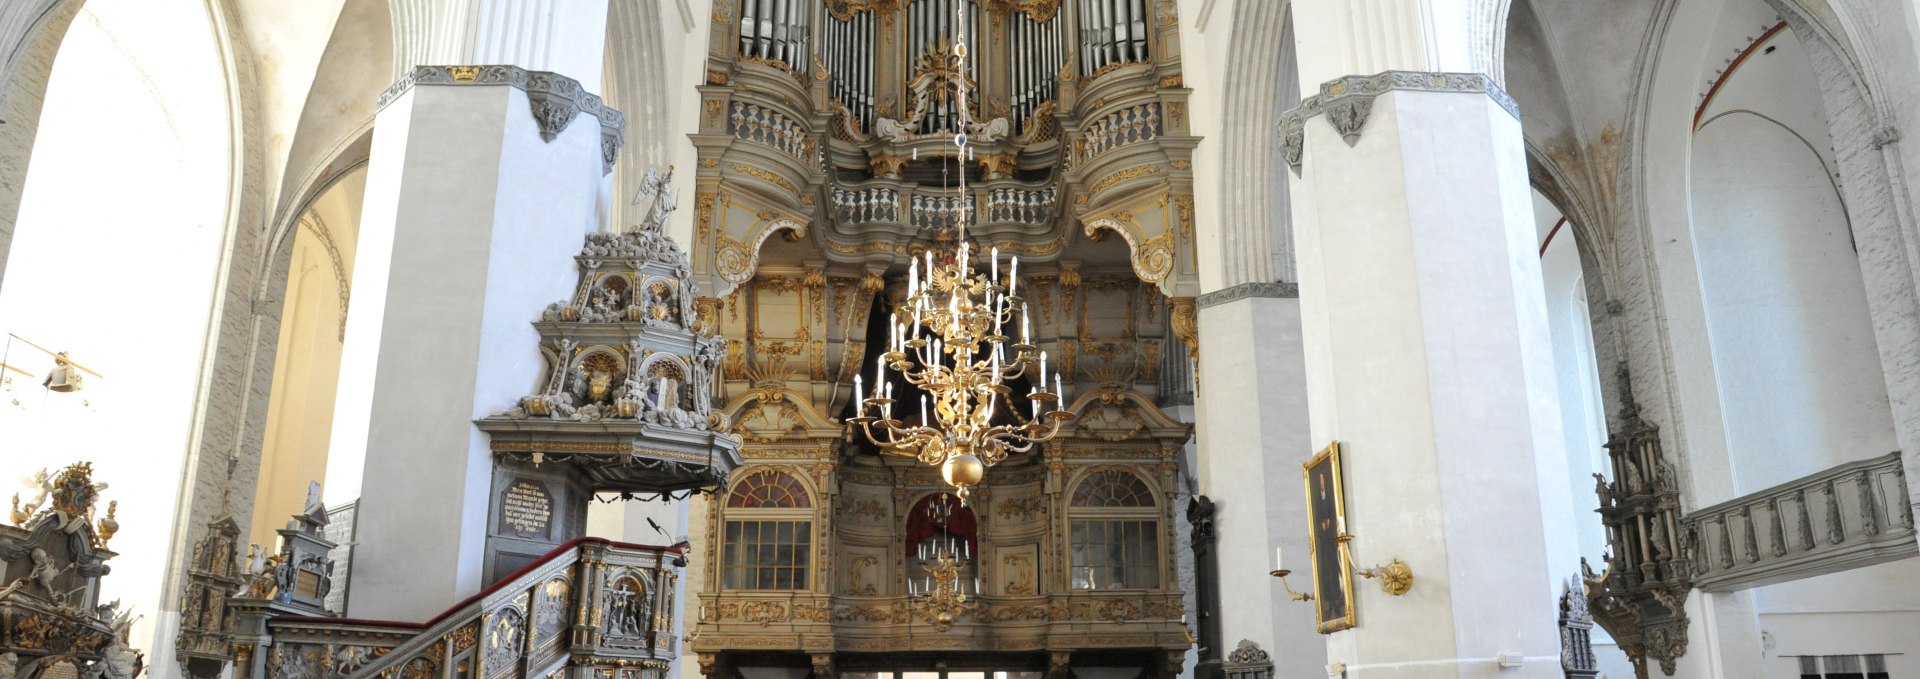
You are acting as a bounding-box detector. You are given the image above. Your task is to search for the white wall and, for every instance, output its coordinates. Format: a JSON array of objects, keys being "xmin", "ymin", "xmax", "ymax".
[
  {"xmin": 0, "ymin": 0, "xmax": 233, "ymax": 658},
  {"xmin": 1686, "ymin": 6, "xmax": 1919, "ymax": 672},
  {"xmin": 1691, "ymin": 116, "xmax": 1893, "ymax": 497},
  {"xmin": 1690, "ymin": 7, "xmax": 1895, "ymax": 498}
]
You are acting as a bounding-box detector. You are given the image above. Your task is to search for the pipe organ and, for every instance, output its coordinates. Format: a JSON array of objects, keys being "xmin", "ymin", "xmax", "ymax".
[
  {"xmin": 689, "ymin": 0, "xmax": 1202, "ymax": 676},
  {"xmin": 1078, "ymin": 0, "xmax": 1149, "ymax": 76},
  {"xmin": 824, "ymin": 8, "xmax": 875, "ymax": 131},
  {"xmin": 906, "ymin": 0, "xmax": 982, "ymax": 133},
  {"xmin": 740, "ymin": 0, "xmax": 812, "ymax": 71},
  {"xmin": 1007, "ymin": 8, "xmax": 1063, "ymax": 134}
]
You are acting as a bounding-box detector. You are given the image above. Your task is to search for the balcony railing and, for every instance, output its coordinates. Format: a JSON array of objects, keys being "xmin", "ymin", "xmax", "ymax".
[
  {"xmin": 1681, "ymin": 452, "xmax": 1916, "ymax": 592},
  {"xmin": 236, "ymin": 539, "xmax": 683, "ymax": 679}
]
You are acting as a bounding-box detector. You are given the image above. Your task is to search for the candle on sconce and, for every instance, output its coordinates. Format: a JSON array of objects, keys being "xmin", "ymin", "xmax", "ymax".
[
  {"xmin": 1337, "ymin": 515, "xmax": 1347, "ymax": 535},
  {"xmin": 1275, "ymin": 547, "xmax": 1284, "ymax": 570}
]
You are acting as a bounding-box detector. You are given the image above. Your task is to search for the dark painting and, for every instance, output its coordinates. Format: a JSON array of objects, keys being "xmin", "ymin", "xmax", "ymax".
[{"xmin": 1303, "ymin": 441, "xmax": 1355, "ymax": 633}]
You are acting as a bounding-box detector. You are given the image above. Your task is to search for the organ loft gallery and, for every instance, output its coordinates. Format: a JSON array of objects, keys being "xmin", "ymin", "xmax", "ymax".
[{"xmin": 1, "ymin": 0, "xmax": 1917, "ymax": 678}]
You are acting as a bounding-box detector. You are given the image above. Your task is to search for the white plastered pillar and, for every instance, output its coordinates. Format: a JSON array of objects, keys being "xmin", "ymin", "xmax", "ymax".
[
  {"xmin": 1283, "ymin": 5, "xmax": 1578, "ymax": 676},
  {"xmin": 1193, "ymin": 286, "xmax": 1320, "ymax": 676},
  {"xmin": 331, "ymin": 0, "xmax": 613, "ymax": 622}
]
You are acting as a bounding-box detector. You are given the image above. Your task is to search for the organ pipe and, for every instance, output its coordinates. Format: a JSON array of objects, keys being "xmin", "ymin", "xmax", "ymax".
[
  {"xmin": 1076, "ymin": 0, "xmax": 1148, "ymax": 76},
  {"xmin": 737, "ymin": 0, "xmax": 809, "ymax": 70},
  {"xmin": 823, "ymin": 8, "xmax": 872, "ymax": 132},
  {"xmin": 1008, "ymin": 7, "xmax": 1062, "ymax": 133}
]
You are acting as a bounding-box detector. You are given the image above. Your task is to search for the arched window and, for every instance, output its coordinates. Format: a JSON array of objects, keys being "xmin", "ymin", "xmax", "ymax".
[
  {"xmin": 722, "ymin": 470, "xmax": 813, "ymax": 590},
  {"xmin": 1067, "ymin": 469, "xmax": 1160, "ymax": 590}
]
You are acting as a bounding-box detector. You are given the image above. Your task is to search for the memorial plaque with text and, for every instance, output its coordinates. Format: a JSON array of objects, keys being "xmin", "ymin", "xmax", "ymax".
[{"xmin": 501, "ymin": 479, "xmax": 555, "ymax": 539}]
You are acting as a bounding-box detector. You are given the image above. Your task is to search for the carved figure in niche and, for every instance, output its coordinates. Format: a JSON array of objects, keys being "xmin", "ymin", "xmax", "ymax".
[
  {"xmin": 644, "ymin": 281, "xmax": 681, "ymax": 326},
  {"xmin": 1623, "ymin": 459, "xmax": 1641, "ymax": 493},
  {"xmin": 874, "ymin": 117, "xmax": 915, "ymax": 143},
  {"xmin": 1654, "ymin": 462, "xmax": 1675, "ymax": 493},
  {"xmin": 582, "ymin": 285, "xmax": 623, "ymax": 323},
  {"xmin": 1648, "ymin": 519, "xmax": 1671, "ymax": 562},
  {"xmin": 0, "ymin": 652, "xmax": 17, "ymax": 679},
  {"xmin": 1593, "ymin": 474, "xmax": 1613, "ymax": 507},
  {"xmin": 691, "ymin": 337, "xmax": 723, "ymax": 421},
  {"xmin": 603, "ymin": 578, "xmax": 649, "ymax": 639}
]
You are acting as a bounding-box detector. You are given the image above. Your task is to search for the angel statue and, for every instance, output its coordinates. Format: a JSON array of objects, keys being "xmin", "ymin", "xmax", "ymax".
[
  {"xmin": 631, "ymin": 166, "xmax": 678, "ymax": 234},
  {"xmin": 85, "ymin": 607, "xmax": 143, "ymax": 679},
  {"xmin": 12, "ymin": 469, "xmax": 52, "ymax": 524}
]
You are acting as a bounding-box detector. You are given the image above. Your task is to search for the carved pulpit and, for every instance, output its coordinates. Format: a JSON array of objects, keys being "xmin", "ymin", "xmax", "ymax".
[
  {"xmin": 0, "ymin": 461, "xmax": 142, "ymax": 679},
  {"xmin": 474, "ymin": 204, "xmax": 743, "ymax": 582}
]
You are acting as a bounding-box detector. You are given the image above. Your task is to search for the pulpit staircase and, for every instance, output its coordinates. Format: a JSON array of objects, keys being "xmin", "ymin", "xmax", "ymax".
[{"xmin": 234, "ymin": 538, "xmax": 683, "ymax": 679}]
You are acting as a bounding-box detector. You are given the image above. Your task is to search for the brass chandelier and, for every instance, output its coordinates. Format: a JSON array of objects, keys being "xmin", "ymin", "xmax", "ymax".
[
  {"xmin": 849, "ymin": 6, "xmax": 1072, "ymax": 503},
  {"xmin": 907, "ymin": 494, "xmax": 980, "ymax": 631}
]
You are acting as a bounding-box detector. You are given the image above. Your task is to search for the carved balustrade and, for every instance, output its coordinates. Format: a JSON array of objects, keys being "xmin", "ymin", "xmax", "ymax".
[
  {"xmin": 1079, "ymin": 103, "xmax": 1162, "ymax": 161},
  {"xmin": 831, "ymin": 186, "xmax": 901, "ymax": 224},
  {"xmin": 820, "ymin": 177, "xmax": 1060, "ymax": 245},
  {"xmin": 729, "ymin": 101, "xmax": 811, "ymax": 161},
  {"xmin": 235, "ymin": 539, "xmax": 683, "ymax": 679},
  {"xmin": 1681, "ymin": 451, "xmax": 1915, "ymax": 592}
]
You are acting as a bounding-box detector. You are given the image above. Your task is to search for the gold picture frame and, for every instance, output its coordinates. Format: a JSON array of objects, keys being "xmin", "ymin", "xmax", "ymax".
[{"xmin": 1303, "ymin": 440, "xmax": 1355, "ymax": 633}]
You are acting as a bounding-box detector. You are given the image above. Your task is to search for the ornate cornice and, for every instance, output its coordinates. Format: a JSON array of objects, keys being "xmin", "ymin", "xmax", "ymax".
[
  {"xmin": 378, "ymin": 65, "xmax": 627, "ymax": 175},
  {"xmin": 1278, "ymin": 71, "xmax": 1518, "ymax": 174},
  {"xmin": 1196, "ymin": 281, "xmax": 1297, "ymax": 308}
]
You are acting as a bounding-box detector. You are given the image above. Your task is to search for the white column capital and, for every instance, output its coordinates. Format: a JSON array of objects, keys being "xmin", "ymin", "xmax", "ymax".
[
  {"xmin": 379, "ymin": 65, "xmax": 626, "ymax": 175},
  {"xmin": 1279, "ymin": 71, "xmax": 1518, "ymax": 176}
]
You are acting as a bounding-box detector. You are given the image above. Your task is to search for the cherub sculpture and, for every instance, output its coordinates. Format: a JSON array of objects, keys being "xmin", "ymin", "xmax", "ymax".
[{"xmin": 11, "ymin": 469, "xmax": 52, "ymax": 525}]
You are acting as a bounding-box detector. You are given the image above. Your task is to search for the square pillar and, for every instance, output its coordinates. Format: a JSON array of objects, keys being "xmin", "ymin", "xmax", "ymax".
[
  {"xmin": 331, "ymin": 66, "xmax": 621, "ymax": 621},
  {"xmin": 1284, "ymin": 72, "xmax": 1577, "ymax": 678}
]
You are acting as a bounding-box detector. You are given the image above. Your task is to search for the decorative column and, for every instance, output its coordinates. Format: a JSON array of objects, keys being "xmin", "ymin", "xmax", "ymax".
[
  {"xmin": 1281, "ymin": 63, "xmax": 1578, "ymax": 679},
  {"xmin": 330, "ymin": 0, "xmax": 617, "ymax": 622}
]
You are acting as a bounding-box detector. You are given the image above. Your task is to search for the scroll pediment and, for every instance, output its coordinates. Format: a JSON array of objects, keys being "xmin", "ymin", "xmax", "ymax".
[{"xmin": 1064, "ymin": 385, "xmax": 1192, "ymax": 444}]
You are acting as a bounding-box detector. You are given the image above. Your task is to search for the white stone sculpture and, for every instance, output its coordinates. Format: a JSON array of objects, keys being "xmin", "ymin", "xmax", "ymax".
[
  {"xmin": 874, "ymin": 117, "xmax": 916, "ymax": 143},
  {"xmin": 967, "ymin": 117, "xmax": 1010, "ymax": 144},
  {"xmin": 632, "ymin": 166, "xmax": 679, "ymax": 234}
]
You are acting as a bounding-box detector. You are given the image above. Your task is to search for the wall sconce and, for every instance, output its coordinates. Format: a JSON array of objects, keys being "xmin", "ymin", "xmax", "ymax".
[
  {"xmin": 1269, "ymin": 567, "xmax": 1314, "ymax": 602},
  {"xmin": 1269, "ymin": 546, "xmax": 1313, "ymax": 601},
  {"xmin": 1342, "ymin": 533, "xmax": 1414, "ymax": 596},
  {"xmin": 1355, "ymin": 558, "xmax": 1414, "ymax": 596}
]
